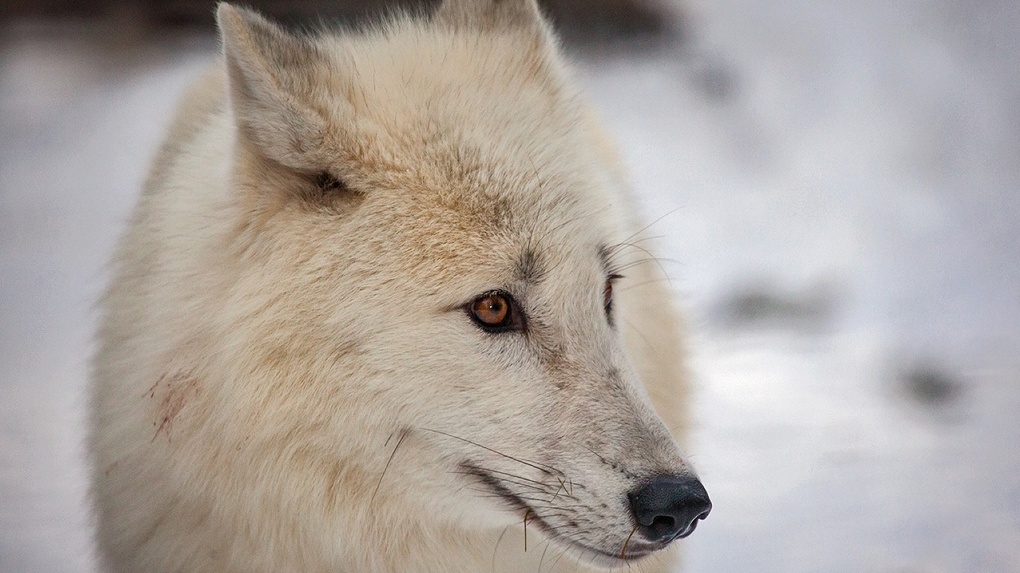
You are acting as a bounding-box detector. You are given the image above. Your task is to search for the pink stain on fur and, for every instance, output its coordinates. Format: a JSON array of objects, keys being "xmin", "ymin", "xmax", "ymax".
[{"xmin": 150, "ymin": 372, "xmax": 199, "ymax": 442}]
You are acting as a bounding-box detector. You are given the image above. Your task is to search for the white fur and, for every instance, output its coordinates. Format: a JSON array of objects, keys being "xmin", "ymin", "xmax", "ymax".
[{"xmin": 89, "ymin": 2, "xmax": 698, "ymax": 571}]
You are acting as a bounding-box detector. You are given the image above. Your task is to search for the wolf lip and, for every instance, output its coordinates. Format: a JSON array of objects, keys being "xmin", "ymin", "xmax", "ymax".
[
  {"xmin": 462, "ymin": 463, "xmax": 673, "ymax": 562},
  {"xmin": 461, "ymin": 463, "xmax": 554, "ymax": 523}
]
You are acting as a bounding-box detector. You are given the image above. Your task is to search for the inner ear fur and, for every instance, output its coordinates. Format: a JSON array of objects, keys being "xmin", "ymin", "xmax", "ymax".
[{"xmin": 217, "ymin": 3, "xmax": 332, "ymax": 171}]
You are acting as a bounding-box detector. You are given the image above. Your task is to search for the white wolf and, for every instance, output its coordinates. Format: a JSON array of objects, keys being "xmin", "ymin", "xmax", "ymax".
[{"xmin": 88, "ymin": 1, "xmax": 710, "ymax": 572}]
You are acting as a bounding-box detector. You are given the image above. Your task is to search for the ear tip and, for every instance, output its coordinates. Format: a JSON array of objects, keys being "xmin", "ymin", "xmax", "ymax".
[
  {"xmin": 215, "ymin": 3, "xmax": 242, "ymax": 33},
  {"xmin": 215, "ymin": 2, "xmax": 235, "ymax": 22},
  {"xmin": 216, "ymin": 3, "xmax": 265, "ymax": 36}
]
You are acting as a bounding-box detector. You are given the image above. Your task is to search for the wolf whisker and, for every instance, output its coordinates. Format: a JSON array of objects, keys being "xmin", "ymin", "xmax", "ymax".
[
  {"xmin": 549, "ymin": 476, "xmax": 567, "ymax": 502},
  {"xmin": 455, "ymin": 466, "xmax": 559, "ymax": 493},
  {"xmin": 491, "ymin": 522, "xmax": 515, "ymax": 573},
  {"xmin": 606, "ymin": 242, "xmax": 675, "ymax": 286},
  {"xmin": 614, "ymin": 206, "xmax": 685, "ymax": 247},
  {"xmin": 523, "ymin": 509, "xmax": 530, "ymax": 551},
  {"xmin": 371, "ymin": 427, "xmax": 409, "ymax": 505},
  {"xmin": 580, "ymin": 444, "xmax": 612, "ymax": 467},
  {"xmin": 613, "ymin": 256, "xmax": 681, "ymax": 273},
  {"xmin": 622, "ymin": 318, "xmax": 657, "ymax": 357},
  {"xmin": 419, "ymin": 427, "xmax": 564, "ymax": 477},
  {"xmin": 616, "ymin": 277, "xmax": 676, "ymax": 293},
  {"xmin": 547, "ymin": 541, "xmax": 572, "ymax": 572},
  {"xmin": 620, "ymin": 524, "xmax": 638, "ymax": 559},
  {"xmin": 464, "ymin": 488, "xmax": 552, "ymax": 505},
  {"xmin": 537, "ymin": 539, "xmax": 553, "ymax": 573},
  {"xmin": 605, "ymin": 234, "xmax": 666, "ymax": 250},
  {"xmin": 527, "ymin": 204, "xmax": 611, "ymax": 262}
]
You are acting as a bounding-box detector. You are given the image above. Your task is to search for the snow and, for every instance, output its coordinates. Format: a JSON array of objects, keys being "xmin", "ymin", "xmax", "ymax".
[{"xmin": 2, "ymin": 2, "xmax": 1018, "ymax": 571}]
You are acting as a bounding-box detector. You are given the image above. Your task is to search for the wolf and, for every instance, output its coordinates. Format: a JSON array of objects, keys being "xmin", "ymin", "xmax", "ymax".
[{"xmin": 88, "ymin": 1, "xmax": 710, "ymax": 572}]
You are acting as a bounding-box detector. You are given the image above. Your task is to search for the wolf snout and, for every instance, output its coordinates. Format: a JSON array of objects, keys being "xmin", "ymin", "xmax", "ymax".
[{"xmin": 628, "ymin": 475, "xmax": 712, "ymax": 543}]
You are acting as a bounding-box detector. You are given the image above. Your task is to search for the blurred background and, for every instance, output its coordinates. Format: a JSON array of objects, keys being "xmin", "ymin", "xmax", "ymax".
[{"xmin": 2, "ymin": 0, "xmax": 1018, "ymax": 571}]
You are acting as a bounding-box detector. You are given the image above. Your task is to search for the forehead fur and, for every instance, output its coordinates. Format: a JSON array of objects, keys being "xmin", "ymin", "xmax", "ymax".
[
  {"xmin": 305, "ymin": 19, "xmax": 612, "ymax": 275},
  {"xmin": 221, "ymin": 3, "xmax": 621, "ymax": 285},
  {"xmin": 313, "ymin": 20, "xmax": 588, "ymax": 179}
]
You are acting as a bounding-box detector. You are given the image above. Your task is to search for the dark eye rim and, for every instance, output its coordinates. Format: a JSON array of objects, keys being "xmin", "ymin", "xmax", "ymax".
[
  {"xmin": 605, "ymin": 273, "xmax": 624, "ymax": 317},
  {"xmin": 466, "ymin": 290, "xmax": 523, "ymax": 334}
]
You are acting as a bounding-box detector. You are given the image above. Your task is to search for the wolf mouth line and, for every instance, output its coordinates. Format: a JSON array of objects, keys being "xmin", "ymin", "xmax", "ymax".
[{"xmin": 461, "ymin": 462, "xmax": 674, "ymax": 563}]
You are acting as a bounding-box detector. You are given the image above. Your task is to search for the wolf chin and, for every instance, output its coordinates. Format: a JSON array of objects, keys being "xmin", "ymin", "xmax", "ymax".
[{"xmin": 88, "ymin": 1, "xmax": 710, "ymax": 571}]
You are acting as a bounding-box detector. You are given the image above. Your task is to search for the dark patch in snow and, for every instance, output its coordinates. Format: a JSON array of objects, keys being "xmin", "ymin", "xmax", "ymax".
[{"xmin": 711, "ymin": 281, "xmax": 839, "ymax": 332}]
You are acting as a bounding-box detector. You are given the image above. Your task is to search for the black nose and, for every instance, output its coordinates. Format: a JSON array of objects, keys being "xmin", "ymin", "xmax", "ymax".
[{"xmin": 628, "ymin": 475, "xmax": 712, "ymax": 542}]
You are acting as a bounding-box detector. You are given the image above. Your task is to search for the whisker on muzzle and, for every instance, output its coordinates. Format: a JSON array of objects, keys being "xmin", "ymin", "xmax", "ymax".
[
  {"xmin": 418, "ymin": 426, "xmax": 566, "ymax": 478},
  {"xmin": 620, "ymin": 524, "xmax": 638, "ymax": 559},
  {"xmin": 371, "ymin": 427, "xmax": 409, "ymax": 505}
]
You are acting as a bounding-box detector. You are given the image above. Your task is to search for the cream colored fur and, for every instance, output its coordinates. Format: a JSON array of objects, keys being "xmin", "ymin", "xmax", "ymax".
[{"xmin": 89, "ymin": 2, "xmax": 698, "ymax": 571}]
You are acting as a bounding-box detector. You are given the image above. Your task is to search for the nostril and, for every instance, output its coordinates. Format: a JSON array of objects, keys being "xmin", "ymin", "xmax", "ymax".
[
  {"xmin": 649, "ymin": 514, "xmax": 677, "ymax": 538},
  {"xmin": 651, "ymin": 515, "xmax": 675, "ymax": 528},
  {"xmin": 628, "ymin": 475, "xmax": 711, "ymax": 543}
]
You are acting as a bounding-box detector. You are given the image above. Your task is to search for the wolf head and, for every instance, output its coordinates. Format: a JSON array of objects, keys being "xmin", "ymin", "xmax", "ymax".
[{"xmin": 204, "ymin": 1, "xmax": 708, "ymax": 568}]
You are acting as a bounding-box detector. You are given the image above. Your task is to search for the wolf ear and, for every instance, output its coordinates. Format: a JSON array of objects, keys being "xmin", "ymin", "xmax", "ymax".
[
  {"xmin": 433, "ymin": 0, "xmax": 548, "ymax": 35},
  {"xmin": 217, "ymin": 3, "xmax": 327, "ymax": 170}
]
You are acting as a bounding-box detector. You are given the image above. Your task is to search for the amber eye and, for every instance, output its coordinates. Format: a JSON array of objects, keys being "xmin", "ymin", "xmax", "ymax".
[{"xmin": 469, "ymin": 292, "xmax": 514, "ymax": 330}]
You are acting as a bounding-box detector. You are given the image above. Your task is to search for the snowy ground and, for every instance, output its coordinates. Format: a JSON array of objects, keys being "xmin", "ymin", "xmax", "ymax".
[{"xmin": 2, "ymin": 2, "xmax": 1018, "ymax": 572}]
